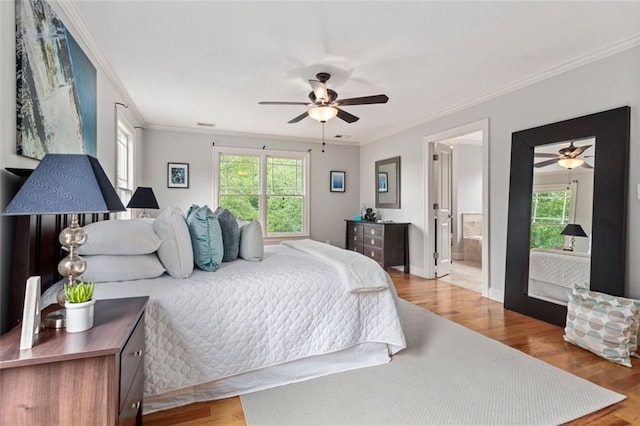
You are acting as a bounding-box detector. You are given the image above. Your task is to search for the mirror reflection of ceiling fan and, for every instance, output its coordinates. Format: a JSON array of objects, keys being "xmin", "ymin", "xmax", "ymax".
[
  {"xmin": 258, "ymin": 72, "xmax": 389, "ymax": 124},
  {"xmin": 534, "ymin": 141, "xmax": 593, "ymax": 169}
]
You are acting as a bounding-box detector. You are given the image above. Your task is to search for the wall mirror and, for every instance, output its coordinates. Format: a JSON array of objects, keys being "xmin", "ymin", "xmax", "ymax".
[
  {"xmin": 504, "ymin": 107, "xmax": 630, "ymax": 326},
  {"xmin": 375, "ymin": 156, "xmax": 401, "ymax": 209}
]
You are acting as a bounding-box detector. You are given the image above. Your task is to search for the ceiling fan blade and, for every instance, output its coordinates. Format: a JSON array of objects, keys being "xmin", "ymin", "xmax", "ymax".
[
  {"xmin": 569, "ymin": 144, "xmax": 591, "ymax": 157},
  {"xmin": 534, "ymin": 153, "xmax": 560, "ymax": 158},
  {"xmin": 288, "ymin": 111, "xmax": 308, "ymax": 124},
  {"xmin": 336, "ymin": 108, "xmax": 359, "ymax": 123},
  {"xmin": 309, "ymin": 80, "xmax": 329, "ymax": 103},
  {"xmin": 534, "ymin": 159, "xmax": 559, "ymax": 168},
  {"xmin": 336, "ymin": 94, "xmax": 389, "ymax": 106},
  {"xmin": 259, "ymin": 101, "xmax": 309, "ymax": 105}
]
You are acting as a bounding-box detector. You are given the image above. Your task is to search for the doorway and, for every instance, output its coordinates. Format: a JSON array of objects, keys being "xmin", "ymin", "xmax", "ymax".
[{"xmin": 424, "ymin": 119, "xmax": 489, "ymax": 297}]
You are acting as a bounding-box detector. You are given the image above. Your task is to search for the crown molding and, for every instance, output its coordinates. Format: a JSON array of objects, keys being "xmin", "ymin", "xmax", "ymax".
[
  {"xmin": 143, "ymin": 124, "xmax": 361, "ymax": 147},
  {"xmin": 365, "ymin": 33, "xmax": 640, "ymax": 145},
  {"xmin": 53, "ymin": 1, "xmax": 146, "ymax": 126}
]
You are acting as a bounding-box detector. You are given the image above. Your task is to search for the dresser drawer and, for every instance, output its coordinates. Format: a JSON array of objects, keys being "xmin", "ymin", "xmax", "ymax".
[
  {"xmin": 349, "ymin": 224, "xmax": 364, "ymax": 235},
  {"xmin": 364, "ymin": 236, "xmax": 383, "ymax": 248},
  {"xmin": 120, "ymin": 314, "xmax": 145, "ymax": 412},
  {"xmin": 364, "ymin": 225, "xmax": 383, "ymax": 238},
  {"xmin": 365, "ymin": 246, "xmax": 384, "ymax": 264},
  {"xmin": 119, "ymin": 362, "xmax": 143, "ymax": 426}
]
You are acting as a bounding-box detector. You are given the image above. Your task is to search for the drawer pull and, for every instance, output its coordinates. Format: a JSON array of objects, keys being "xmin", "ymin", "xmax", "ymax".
[
  {"xmin": 131, "ymin": 349, "xmax": 143, "ymax": 357},
  {"xmin": 370, "ymin": 229, "xmax": 375, "ymax": 235},
  {"xmin": 370, "ymin": 238, "xmax": 375, "ymax": 245},
  {"xmin": 353, "ymin": 236, "xmax": 357, "ymax": 241},
  {"xmin": 131, "ymin": 401, "xmax": 141, "ymax": 410},
  {"xmin": 370, "ymin": 251, "xmax": 375, "ymax": 257},
  {"xmin": 353, "ymin": 226, "xmax": 357, "ymax": 232}
]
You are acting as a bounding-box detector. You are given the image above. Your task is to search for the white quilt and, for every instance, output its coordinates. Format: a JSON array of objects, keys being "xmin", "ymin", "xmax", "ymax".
[
  {"xmin": 529, "ymin": 248, "xmax": 590, "ymax": 289},
  {"xmin": 90, "ymin": 244, "xmax": 406, "ymax": 399}
]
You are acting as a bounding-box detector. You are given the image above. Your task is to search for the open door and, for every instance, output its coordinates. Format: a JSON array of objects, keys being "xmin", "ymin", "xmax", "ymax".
[{"xmin": 433, "ymin": 143, "xmax": 452, "ymax": 277}]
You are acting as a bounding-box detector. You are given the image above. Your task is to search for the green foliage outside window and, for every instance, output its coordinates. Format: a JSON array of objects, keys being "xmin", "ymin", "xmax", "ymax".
[
  {"xmin": 218, "ymin": 153, "xmax": 305, "ymax": 234},
  {"xmin": 530, "ymin": 190, "xmax": 571, "ymax": 249}
]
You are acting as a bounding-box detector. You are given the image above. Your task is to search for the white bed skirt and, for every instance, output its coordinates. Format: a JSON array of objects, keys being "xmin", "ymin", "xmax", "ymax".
[{"xmin": 145, "ymin": 342, "xmax": 391, "ymax": 414}]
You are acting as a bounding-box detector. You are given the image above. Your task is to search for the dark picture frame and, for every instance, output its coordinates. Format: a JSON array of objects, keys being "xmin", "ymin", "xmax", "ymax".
[
  {"xmin": 330, "ymin": 171, "xmax": 345, "ymax": 192},
  {"xmin": 378, "ymin": 172, "xmax": 388, "ymax": 192},
  {"xmin": 168, "ymin": 163, "xmax": 189, "ymax": 188}
]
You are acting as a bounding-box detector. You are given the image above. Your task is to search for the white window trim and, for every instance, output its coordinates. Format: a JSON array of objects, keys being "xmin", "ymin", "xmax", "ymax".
[
  {"xmin": 116, "ymin": 117, "xmax": 135, "ymax": 219},
  {"xmin": 212, "ymin": 146, "xmax": 310, "ymax": 241}
]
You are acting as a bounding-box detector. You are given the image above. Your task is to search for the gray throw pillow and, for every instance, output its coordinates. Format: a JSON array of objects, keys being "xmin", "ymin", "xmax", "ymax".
[
  {"xmin": 215, "ymin": 207, "xmax": 240, "ymax": 262},
  {"xmin": 239, "ymin": 219, "xmax": 264, "ymax": 261}
]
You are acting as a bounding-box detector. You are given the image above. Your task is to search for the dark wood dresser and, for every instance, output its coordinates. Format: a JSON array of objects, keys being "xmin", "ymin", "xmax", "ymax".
[
  {"xmin": 345, "ymin": 220, "xmax": 410, "ymax": 273},
  {"xmin": 0, "ymin": 297, "xmax": 149, "ymax": 426}
]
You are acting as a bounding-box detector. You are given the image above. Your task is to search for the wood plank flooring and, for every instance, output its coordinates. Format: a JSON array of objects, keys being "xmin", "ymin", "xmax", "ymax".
[{"xmin": 144, "ymin": 271, "xmax": 640, "ymax": 425}]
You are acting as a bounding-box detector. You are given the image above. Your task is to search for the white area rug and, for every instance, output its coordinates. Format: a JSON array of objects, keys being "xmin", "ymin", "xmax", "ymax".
[{"xmin": 241, "ymin": 299, "xmax": 625, "ymax": 425}]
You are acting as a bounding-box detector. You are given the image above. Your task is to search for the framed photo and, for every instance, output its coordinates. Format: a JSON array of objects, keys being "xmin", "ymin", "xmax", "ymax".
[
  {"xmin": 20, "ymin": 276, "xmax": 41, "ymax": 350},
  {"xmin": 378, "ymin": 172, "xmax": 388, "ymax": 192},
  {"xmin": 168, "ymin": 163, "xmax": 189, "ymax": 188},
  {"xmin": 330, "ymin": 171, "xmax": 346, "ymax": 192}
]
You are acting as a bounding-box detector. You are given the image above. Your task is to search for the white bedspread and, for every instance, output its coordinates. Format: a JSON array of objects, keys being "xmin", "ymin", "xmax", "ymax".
[
  {"xmin": 88, "ymin": 244, "xmax": 406, "ymax": 401},
  {"xmin": 281, "ymin": 239, "xmax": 390, "ymax": 292}
]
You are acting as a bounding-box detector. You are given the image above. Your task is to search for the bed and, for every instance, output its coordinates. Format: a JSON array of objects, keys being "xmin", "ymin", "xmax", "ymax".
[
  {"xmin": 12, "ymin": 211, "xmax": 406, "ymax": 414},
  {"xmin": 528, "ymin": 248, "xmax": 591, "ymax": 304}
]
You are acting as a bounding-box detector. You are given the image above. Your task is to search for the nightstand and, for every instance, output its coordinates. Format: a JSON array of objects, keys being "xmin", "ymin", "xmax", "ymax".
[{"xmin": 0, "ymin": 296, "xmax": 149, "ymax": 425}]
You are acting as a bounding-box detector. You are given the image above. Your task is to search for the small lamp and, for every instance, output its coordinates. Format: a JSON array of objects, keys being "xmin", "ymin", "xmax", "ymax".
[
  {"xmin": 561, "ymin": 223, "xmax": 588, "ymax": 251},
  {"xmin": 308, "ymin": 106, "xmax": 338, "ymax": 122},
  {"xmin": 3, "ymin": 154, "xmax": 125, "ymax": 326},
  {"xmin": 126, "ymin": 186, "xmax": 159, "ymax": 218}
]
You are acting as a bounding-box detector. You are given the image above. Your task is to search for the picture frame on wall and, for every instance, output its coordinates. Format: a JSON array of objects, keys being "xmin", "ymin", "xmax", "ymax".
[
  {"xmin": 330, "ymin": 171, "xmax": 346, "ymax": 192},
  {"xmin": 378, "ymin": 172, "xmax": 388, "ymax": 192},
  {"xmin": 168, "ymin": 163, "xmax": 189, "ymax": 188}
]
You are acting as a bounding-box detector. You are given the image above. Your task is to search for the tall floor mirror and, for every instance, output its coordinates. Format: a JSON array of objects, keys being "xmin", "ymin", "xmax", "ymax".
[{"xmin": 504, "ymin": 107, "xmax": 630, "ymax": 326}]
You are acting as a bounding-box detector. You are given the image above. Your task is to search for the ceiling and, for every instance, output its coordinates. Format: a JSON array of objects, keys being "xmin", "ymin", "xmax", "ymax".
[{"xmin": 70, "ymin": 1, "xmax": 640, "ymax": 144}]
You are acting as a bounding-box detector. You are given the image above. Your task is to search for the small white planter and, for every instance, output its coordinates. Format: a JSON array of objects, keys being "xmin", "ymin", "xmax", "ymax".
[{"xmin": 65, "ymin": 299, "xmax": 96, "ymax": 333}]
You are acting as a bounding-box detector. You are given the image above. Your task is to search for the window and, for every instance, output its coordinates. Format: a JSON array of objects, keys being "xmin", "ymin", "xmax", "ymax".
[
  {"xmin": 116, "ymin": 122, "xmax": 134, "ymax": 219},
  {"xmin": 213, "ymin": 147, "xmax": 309, "ymax": 238},
  {"xmin": 530, "ymin": 183, "xmax": 576, "ymax": 249}
]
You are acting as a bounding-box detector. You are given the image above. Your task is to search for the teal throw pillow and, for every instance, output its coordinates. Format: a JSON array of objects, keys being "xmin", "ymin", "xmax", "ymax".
[
  {"xmin": 186, "ymin": 205, "xmax": 223, "ymax": 271},
  {"xmin": 214, "ymin": 207, "xmax": 240, "ymax": 262}
]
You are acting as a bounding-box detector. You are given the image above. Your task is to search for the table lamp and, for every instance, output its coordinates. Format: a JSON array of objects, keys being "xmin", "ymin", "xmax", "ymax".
[
  {"xmin": 126, "ymin": 186, "xmax": 159, "ymax": 218},
  {"xmin": 3, "ymin": 154, "xmax": 125, "ymax": 326},
  {"xmin": 561, "ymin": 223, "xmax": 588, "ymax": 251}
]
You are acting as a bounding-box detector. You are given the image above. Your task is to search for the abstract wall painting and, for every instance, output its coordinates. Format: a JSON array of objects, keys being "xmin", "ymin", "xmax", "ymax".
[{"xmin": 16, "ymin": 0, "xmax": 97, "ymax": 160}]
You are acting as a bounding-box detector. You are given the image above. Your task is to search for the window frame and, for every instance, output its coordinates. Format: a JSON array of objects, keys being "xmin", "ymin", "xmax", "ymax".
[
  {"xmin": 530, "ymin": 181, "xmax": 577, "ymax": 248},
  {"xmin": 115, "ymin": 119, "xmax": 135, "ymax": 219},
  {"xmin": 213, "ymin": 146, "xmax": 310, "ymax": 241}
]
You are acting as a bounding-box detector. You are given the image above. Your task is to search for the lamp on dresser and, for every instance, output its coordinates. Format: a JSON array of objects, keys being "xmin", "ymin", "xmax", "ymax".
[
  {"xmin": 126, "ymin": 186, "xmax": 159, "ymax": 218},
  {"xmin": 3, "ymin": 154, "xmax": 125, "ymax": 328}
]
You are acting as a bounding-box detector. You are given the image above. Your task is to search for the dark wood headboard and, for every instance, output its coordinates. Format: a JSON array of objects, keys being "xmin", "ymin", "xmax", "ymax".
[{"xmin": 8, "ymin": 213, "xmax": 109, "ymax": 331}]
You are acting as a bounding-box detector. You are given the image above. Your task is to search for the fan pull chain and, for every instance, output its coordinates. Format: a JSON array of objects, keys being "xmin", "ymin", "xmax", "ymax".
[{"xmin": 322, "ymin": 122, "xmax": 326, "ymax": 153}]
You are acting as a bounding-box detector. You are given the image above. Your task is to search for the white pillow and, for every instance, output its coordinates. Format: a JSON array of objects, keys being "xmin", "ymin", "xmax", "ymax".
[
  {"xmin": 239, "ymin": 219, "xmax": 264, "ymax": 261},
  {"xmin": 79, "ymin": 219, "xmax": 161, "ymax": 255},
  {"xmin": 153, "ymin": 206, "xmax": 194, "ymax": 278},
  {"xmin": 83, "ymin": 254, "xmax": 165, "ymax": 282}
]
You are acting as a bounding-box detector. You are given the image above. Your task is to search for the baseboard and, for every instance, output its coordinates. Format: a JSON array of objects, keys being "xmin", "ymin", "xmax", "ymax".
[{"xmin": 488, "ymin": 287, "xmax": 504, "ymax": 303}]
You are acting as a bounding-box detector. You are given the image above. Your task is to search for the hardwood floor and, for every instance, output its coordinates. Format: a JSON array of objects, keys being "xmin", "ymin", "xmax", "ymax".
[{"xmin": 144, "ymin": 271, "xmax": 640, "ymax": 425}]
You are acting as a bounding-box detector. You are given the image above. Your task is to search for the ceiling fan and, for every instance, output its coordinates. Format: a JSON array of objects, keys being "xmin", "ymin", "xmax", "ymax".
[
  {"xmin": 534, "ymin": 141, "xmax": 593, "ymax": 169},
  {"xmin": 258, "ymin": 72, "xmax": 389, "ymax": 124}
]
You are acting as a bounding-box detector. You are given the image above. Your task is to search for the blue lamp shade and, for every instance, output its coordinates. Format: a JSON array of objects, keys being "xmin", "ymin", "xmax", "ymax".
[
  {"xmin": 561, "ymin": 224, "xmax": 588, "ymax": 237},
  {"xmin": 3, "ymin": 154, "xmax": 125, "ymax": 215},
  {"xmin": 126, "ymin": 187, "xmax": 159, "ymax": 209}
]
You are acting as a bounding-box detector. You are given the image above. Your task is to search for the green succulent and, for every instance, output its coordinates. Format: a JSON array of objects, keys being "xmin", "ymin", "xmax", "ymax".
[{"xmin": 64, "ymin": 279, "xmax": 95, "ymax": 303}]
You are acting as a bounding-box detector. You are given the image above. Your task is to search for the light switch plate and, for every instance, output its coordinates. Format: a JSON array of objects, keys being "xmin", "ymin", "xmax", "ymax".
[{"xmin": 637, "ymin": 183, "xmax": 640, "ymax": 200}]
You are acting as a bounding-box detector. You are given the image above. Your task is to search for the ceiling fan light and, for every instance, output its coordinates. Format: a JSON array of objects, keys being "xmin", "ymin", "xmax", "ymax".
[
  {"xmin": 308, "ymin": 106, "xmax": 338, "ymax": 122},
  {"xmin": 557, "ymin": 157, "xmax": 584, "ymax": 169}
]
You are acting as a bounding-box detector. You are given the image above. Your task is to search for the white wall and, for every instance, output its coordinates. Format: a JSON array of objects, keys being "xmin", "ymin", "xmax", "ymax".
[
  {"xmin": 142, "ymin": 129, "xmax": 360, "ymax": 248},
  {"xmin": 361, "ymin": 46, "xmax": 640, "ymax": 300},
  {"xmin": 0, "ymin": 1, "xmax": 143, "ymax": 333},
  {"xmin": 452, "ymin": 144, "xmax": 483, "ymax": 257}
]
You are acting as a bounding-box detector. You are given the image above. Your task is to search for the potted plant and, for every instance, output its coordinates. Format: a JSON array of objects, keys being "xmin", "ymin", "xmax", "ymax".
[{"xmin": 64, "ymin": 279, "xmax": 96, "ymax": 333}]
